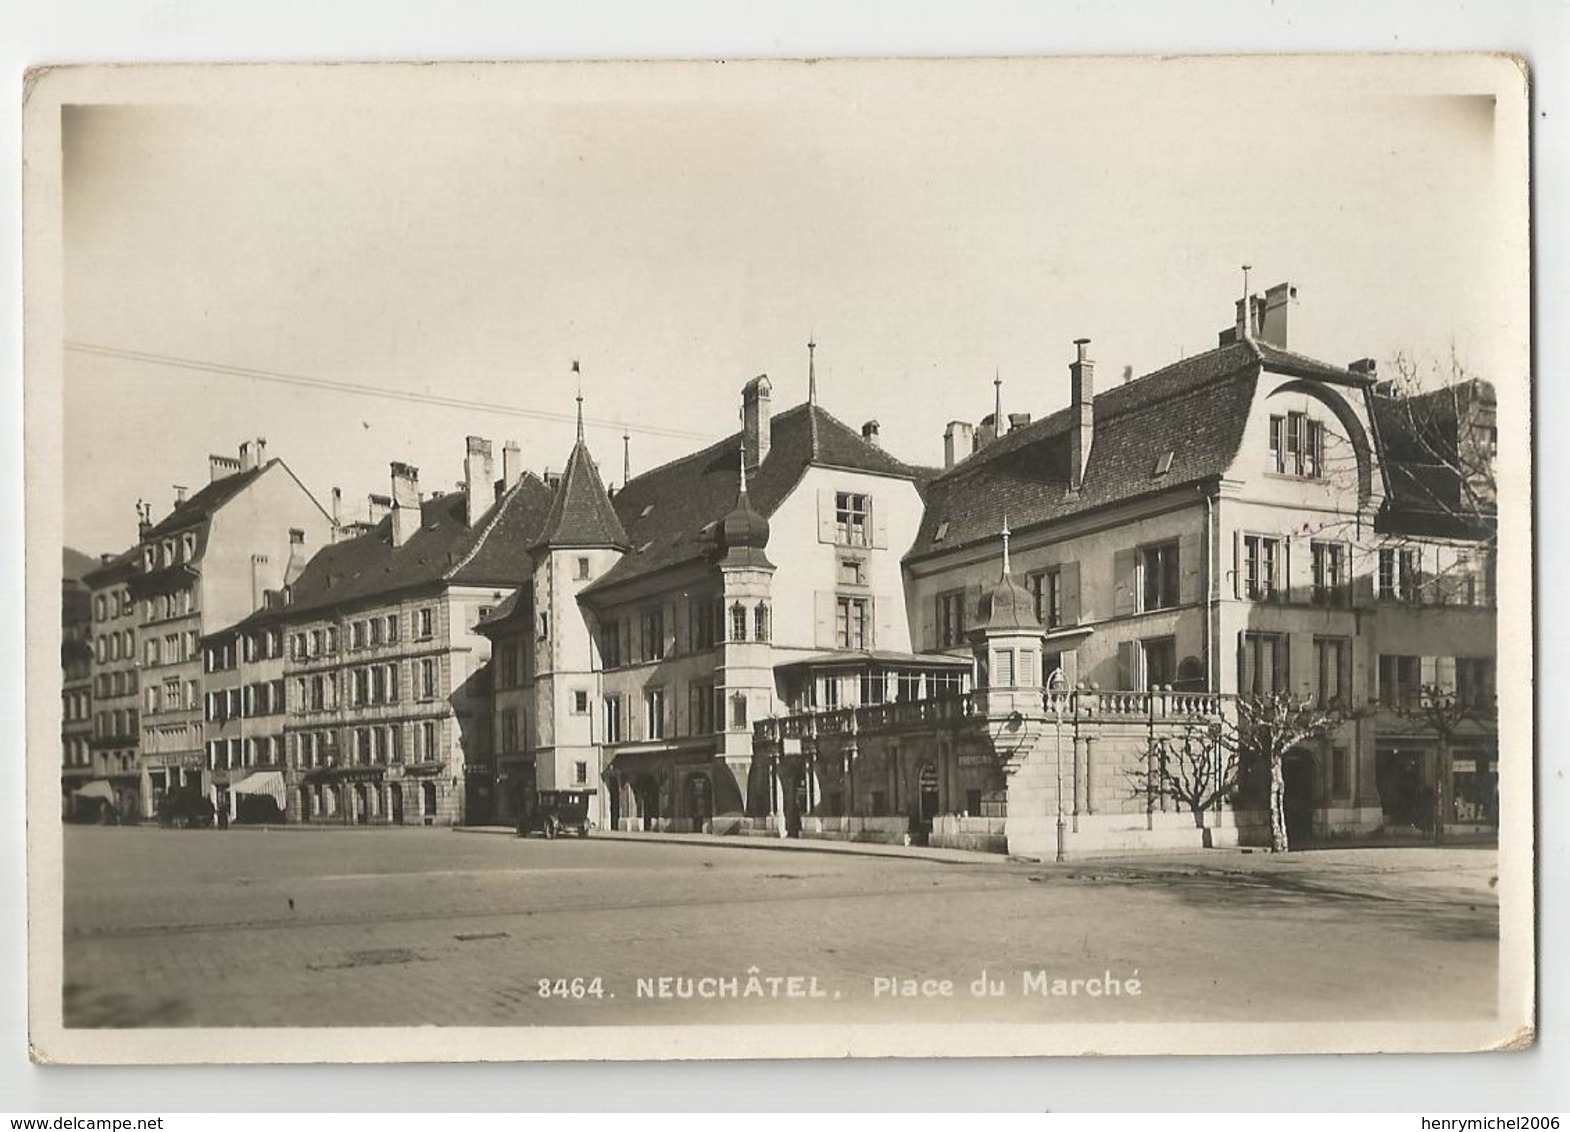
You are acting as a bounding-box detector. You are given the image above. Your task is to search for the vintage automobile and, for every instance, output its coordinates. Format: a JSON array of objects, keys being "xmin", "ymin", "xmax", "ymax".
[
  {"xmin": 157, "ymin": 789, "xmax": 216, "ymax": 830},
  {"xmin": 515, "ymin": 789, "xmax": 594, "ymax": 839}
]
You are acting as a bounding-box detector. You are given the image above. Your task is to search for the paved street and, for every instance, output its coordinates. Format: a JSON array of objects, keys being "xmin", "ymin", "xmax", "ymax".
[{"xmin": 60, "ymin": 826, "xmax": 1499, "ymax": 1028}]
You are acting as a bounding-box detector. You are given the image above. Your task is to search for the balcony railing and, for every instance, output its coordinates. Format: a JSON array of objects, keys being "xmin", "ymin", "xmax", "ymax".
[{"xmin": 755, "ymin": 688, "xmax": 1230, "ymax": 745}]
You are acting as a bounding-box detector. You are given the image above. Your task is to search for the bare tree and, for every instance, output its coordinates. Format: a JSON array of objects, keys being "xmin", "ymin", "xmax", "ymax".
[
  {"xmin": 1216, "ymin": 693, "xmax": 1349, "ymax": 853},
  {"xmin": 1127, "ymin": 721, "xmax": 1238, "ymax": 830}
]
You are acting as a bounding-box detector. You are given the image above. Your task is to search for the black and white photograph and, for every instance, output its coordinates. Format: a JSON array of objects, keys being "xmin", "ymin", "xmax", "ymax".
[{"xmin": 22, "ymin": 54, "xmax": 1532, "ymax": 1064}]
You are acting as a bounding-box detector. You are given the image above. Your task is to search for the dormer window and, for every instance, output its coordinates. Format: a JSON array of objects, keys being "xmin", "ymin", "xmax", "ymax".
[{"xmin": 181, "ymin": 532, "xmax": 197, "ymax": 560}]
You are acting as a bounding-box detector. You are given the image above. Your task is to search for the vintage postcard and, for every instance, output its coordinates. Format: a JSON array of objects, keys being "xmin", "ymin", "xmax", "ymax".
[{"xmin": 22, "ymin": 55, "xmax": 1532, "ymax": 1063}]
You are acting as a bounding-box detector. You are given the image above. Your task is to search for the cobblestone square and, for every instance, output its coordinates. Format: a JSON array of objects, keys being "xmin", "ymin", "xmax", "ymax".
[{"xmin": 58, "ymin": 826, "xmax": 1500, "ymax": 1030}]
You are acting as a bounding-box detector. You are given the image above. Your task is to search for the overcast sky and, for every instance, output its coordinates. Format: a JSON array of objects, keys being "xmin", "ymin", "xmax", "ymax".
[{"xmin": 60, "ymin": 57, "xmax": 1519, "ymax": 555}]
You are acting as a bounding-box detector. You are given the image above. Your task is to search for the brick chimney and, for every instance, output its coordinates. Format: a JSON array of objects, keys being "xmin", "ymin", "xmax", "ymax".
[
  {"xmin": 464, "ymin": 436, "xmax": 494, "ymax": 527},
  {"xmin": 238, "ymin": 439, "xmax": 259, "ymax": 473},
  {"xmin": 1070, "ymin": 338, "xmax": 1095, "ymax": 490},
  {"xmin": 1258, "ymin": 283, "xmax": 1296, "ymax": 349},
  {"xmin": 390, "ymin": 461, "xmax": 420, "ymax": 547},
  {"xmin": 502, "ymin": 441, "xmax": 522, "ymax": 492},
  {"xmin": 173, "ymin": 484, "xmax": 188, "ymax": 506},
  {"xmin": 943, "ymin": 421, "xmax": 974, "ymax": 469},
  {"xmin": 742, "ymin": 375, "xmax": 772, "ymax": 468},
  {"xmin": 861, "ymin": 420, "xmax": 881, "ymax": 448},
  {"xmin": 284, "ymin": 528, "xmax": 309, "ymax": 585}
]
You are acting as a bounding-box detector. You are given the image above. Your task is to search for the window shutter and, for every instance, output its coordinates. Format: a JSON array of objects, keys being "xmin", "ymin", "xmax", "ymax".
[
  {"xmin": 1279, "ymin": 539, "xmax": 1292, "ymax": 604},
  {"xmin": 920, "ymin": 590, "xmax": 937, "ymax": 650},
  {"xmin": 1237, "ymin": 631, "xmax": 1249, "ymax": 695},
  {"xmin": 966, "ymin": 581, "xmax": 986, "ymax": 626},
  {"xmin": 871, "ymin": 497, "xmax": 889, "ymax": 549},
  {"xmin": 1232, "ymin": 532, "xmax": 1243, "ymax": 599},
  {"xmin": 817, "ymin": 490, "xmax": 836, "ymax": 544},
  {"xmin": 1113, "ymin": 549, "xmax": 1138, "ymax": 616},
  {"xmin": 1353, "ymin": 558, "xmax": 1375, "ymax": 607},
  {"xmin": 814, "ymin": 591, "xmax": 836, "ymax": 649},
  {"xmin": 875, "ymin": 594, "xmax": 896, "ymax": 651},
  {"xmin": 664, "ymin": 600, "xmax": 677, "ymax": 657},
  {"xmin": 1117, "ymin": 640, "xmax": 1139, "ymax": 691},
  {"xmin": 1061, "ymin": 561, "xmax": 1082, "ymax": 625},
  {"xmin": 1178, "ymin": 531, "xmax": 1200, "ymax": 606}
]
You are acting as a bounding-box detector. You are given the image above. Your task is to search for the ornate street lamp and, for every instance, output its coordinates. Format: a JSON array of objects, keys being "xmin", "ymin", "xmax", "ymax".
[{"xmin": 1048, "ymin": 666, "xmax": 1069, "ymax": 862}]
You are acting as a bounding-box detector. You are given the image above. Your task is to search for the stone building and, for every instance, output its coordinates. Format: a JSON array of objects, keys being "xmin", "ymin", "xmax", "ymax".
[
  {"xmin": 78, "ymin": 547, "xmax": 142, "ymax": 820},
  {"xmin": 60, "ymin": 548, "xmax": 99, "ymax": 817},
  {"xmin": 242, "ymin": 441, "xmax": 555, "ymax": 825},
  {"xmin": 127, "ymin": 440, "xmax": 334, "ymax": 818}
]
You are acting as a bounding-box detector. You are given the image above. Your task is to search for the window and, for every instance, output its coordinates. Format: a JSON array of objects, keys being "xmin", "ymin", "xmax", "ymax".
[
  {"xmin": 1030, "ymin": 568, "xmax": 1063, "ymax": 628},
  {"xmin": 936, "ymin": 590, "xmax": 966, "ymax": 649},
  {"xmin": 576, "ymin": 557, "xmax": 591, "ymax": 580},
  {"xmin": 420, "ymin": 720, "xmax": 437, "ymax": 761},
  {"xmin": 351, "ymin": 621, "xmax": 366, "ymax": 650},
  {"xmin": 836, "ymin": 596, "xmax": 870, "ymax": 650},
  {"xmin": 835, "ymin": 492, "xmax": 870, "ymax": 547},
  {"xmin": 419, "ymin": 659, "xmax": 437, "ymax": 699},
  {"xmin": 730, "ymin": 693, "xmax": 749, "ymax": 730},
  {"xmin": 370, "ymin": 617, "xmax": 384, "ymax": 646},
  {"xmin": 994, "ymin": 649, "xmax": 1015, "ymax": 687},
  {"xmin": 1311, "ymin": 542, "xmax": 1345, "ymax": 605},
  {"xmin": 182, "ymin": 532, "xmax": 196, "ymax": 560},
  {"xmin": 1378, "ymin": 654, "xmax": 1422, "ymax": 709},
  {"xmin": 384, "ymin": 615, "xmax": 398, "ymax": 644},
  {"xmin": 838, "ymin": 557, "xmax": 866, "ymax": 587},
  {"xmin": 1314, "ymin": 637, "xmax": 1350, "ymax": 708},
  {"xmin": 573, "ymin": 689, "xmax": 589, "ymax": 714},
  {"xmin": 1143, "ymin": 637, "xmax": 1177, "ymax": 689},
  {"xmin": 1141, "ymin": 542, "xmax": 1181, "ymax": 611},
  {"xmin": 688, "ymin": 597, "xmax": 715, "ymax": 651},
  {"xmin": 602, "ymin": 696, "xmax": 623, "ymax": 744},
  {"xmin": 754, "ymin": 602, "xmax": 770, "ymax": 642},
  {"xmin": 640, "ymin": 607, "xmax": 665, "ymax": 659},
  {"xmin": 599, "ymin": 620, "xmax": 622, "ymax": 668},
  {"xmin": 1456, "ymin": 657, "xmax": 1496, "ymax": 712},
  {"xmin": 1240, "ymin": 632, "xmax": 1289, "ymax": 695},
  {"xmin": 538, "ymin": 612, "xmax": 550, "ymax": 640},
  {"xmin": 689, "ymin": 682, "xmax": 715, "ymax": 735},
  {"xmin": 1377, "ymin": 546, "xmax": 1420, "ymax": 602},
  {"xmin": 730, "ymin": 602, "xmax": 748, "ymax": 642},
  {"xmin": 1243, "ymin": 535, "xmax": 1280, "ymax": 601},
  {"xmin": 859, "ymin": 670, "xmax": 886, "ymax": 704},
  {"xmin": 95, "ymin": 595, "xmax": 107, "ymax": 622},
  {"xmin": 417, "ymin": 608, "xmax": 434, "ymax": 639},
  {"xmin": 644, "ymin": 688, "xmax": 666, "ymax": 740},
  {"xmin": 574, "ymin": 761, "xmax": 589, "ymax": 786},
  {"xmin": 1271, "ymin": 411, "xmax": 1324, "ymax": 477}
]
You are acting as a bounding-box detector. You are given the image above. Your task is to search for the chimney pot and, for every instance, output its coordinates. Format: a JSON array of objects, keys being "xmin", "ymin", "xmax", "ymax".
[
  {"xmin": 943, "ymin": 421, "xmax": 974, "ymax": 469},
  {"xmin": 173, "ymin": 485, "xmax": 188, "ymax": 505},
  {"xmin": 1069, "ymin": 339, "xmax": 1096, "ymax": 490},
  {"xmin": 742, "ymin": 375, "xmax": 773, "ymax": 468},
  {"xmin": 464, "ymin": 438, "xmax": 495, "ymax": 527}
]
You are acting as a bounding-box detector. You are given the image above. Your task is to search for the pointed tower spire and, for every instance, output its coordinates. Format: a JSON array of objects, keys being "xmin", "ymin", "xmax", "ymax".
[
  {"xmin": 738, "ymin": 404, "xmax": 748, "ymax": 496},
  {"xmin": 807, "ymin": 335, "xmax": 818, "ymax": 407},
  {"xmin": 807, "ymin": 336, "xmax": 821, "ymax": 460},
  {"xmin": 994, "ymin": 368, "xmax": 1004, "ymax": 438},
  {"xmin": 572, "ymin": 360, "xmax": 584, "ymax": 442}
]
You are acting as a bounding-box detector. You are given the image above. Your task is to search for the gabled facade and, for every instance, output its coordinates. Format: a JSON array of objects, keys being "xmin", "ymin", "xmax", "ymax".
[
  {"xmin": 234, "ymin": 442, "xmax": 555, "ymax": 826},
  {"xmin": 122, "ymin": 440, "xmax": 333, "ymax": 819}
]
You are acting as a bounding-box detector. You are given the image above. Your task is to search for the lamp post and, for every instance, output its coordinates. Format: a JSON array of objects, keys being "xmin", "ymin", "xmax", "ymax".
[{"xmin": 1048, "ymin": 666, "xmax": 1068, "ymax": 863}]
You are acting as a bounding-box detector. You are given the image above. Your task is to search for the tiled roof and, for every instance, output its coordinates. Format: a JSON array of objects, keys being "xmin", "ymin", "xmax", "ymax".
[
  {"xmin": 580, "ymin": 402, "xmax": 919, "ymax": 597},
  {"xmin": 63, "ymin": 547, "xmax": 100, "ymax": 584},
  {"xmin": 81, "ymin": 545, "xmax": 141, "ymax": 588},
  {"xmin": 474, "ymin": 589, "xmax": 526, "ymax": 635},
  {"xmin": 910, "ymin": 341, "xmax": 1265, "ymax": 560},
  {"xmin": 143, "ymin": 465, "xmax": 267, "ymax": 538},
  {"xmin": 533, "ymin": 437, "xmax": 631, "ymax": 550},
  {"xmin": 252, "ymin": 473, "xmax": 555, "ymax": 621}
]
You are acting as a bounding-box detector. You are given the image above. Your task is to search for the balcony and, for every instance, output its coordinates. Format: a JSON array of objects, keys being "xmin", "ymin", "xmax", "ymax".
[{"xmin": 755, "ymin": 688, "xmax": 1229, "ymax": 746}]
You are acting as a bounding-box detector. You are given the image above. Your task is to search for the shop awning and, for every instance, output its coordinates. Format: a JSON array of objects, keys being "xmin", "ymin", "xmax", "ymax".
[
  {"xmin": 72, "ymin": 780, "xmax": 116, "ymax": 803},
  {"xmin": 230, "ymin": 770, "xmax": 286, "ymax": 807}
]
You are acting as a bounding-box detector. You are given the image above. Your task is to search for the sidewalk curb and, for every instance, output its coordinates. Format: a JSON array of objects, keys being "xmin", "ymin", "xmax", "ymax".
[{"xmin": 452, "ymin": 825, "xmax": 1010, "ymax": 866}]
